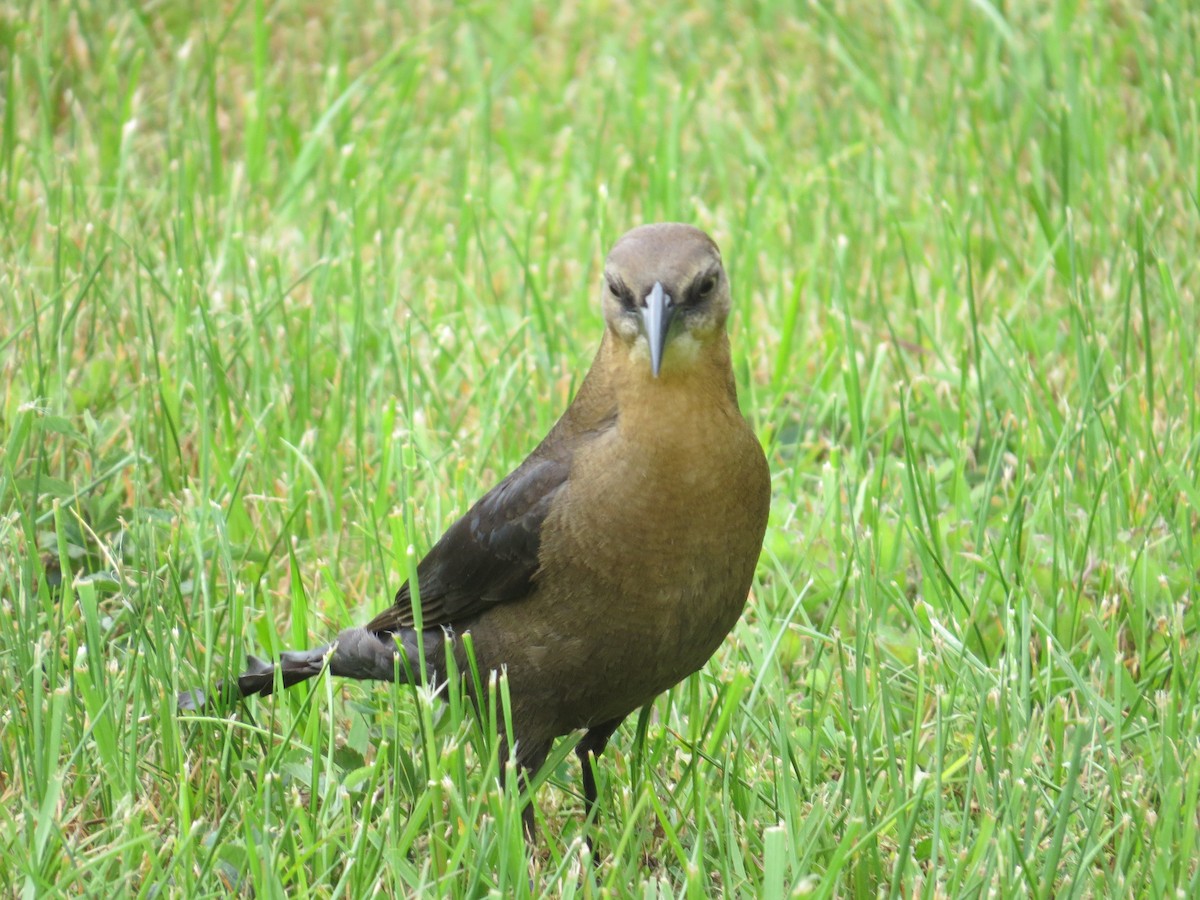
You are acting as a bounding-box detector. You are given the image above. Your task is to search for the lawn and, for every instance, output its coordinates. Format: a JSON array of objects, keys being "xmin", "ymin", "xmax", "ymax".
[{"xmin": 2, "ymin": 0, "xmax": 1198, "ymax": 896}]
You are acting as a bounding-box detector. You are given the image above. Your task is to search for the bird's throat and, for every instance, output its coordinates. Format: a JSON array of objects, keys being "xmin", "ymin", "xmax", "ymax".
[{"xmin": 605, "ymin": 332, "xmax": 737, "ymax": 432}]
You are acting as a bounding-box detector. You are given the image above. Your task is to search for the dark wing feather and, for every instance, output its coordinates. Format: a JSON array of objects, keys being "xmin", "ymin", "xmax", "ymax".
[{"xmin": 364, "ymin": 452, "xmax": 569, "ymax": 633}]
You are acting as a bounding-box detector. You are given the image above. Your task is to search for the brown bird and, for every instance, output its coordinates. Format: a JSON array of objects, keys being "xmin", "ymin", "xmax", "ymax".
[{"xmin": 215, "ymin": 223, "xmax": 770, "ymax": 837}]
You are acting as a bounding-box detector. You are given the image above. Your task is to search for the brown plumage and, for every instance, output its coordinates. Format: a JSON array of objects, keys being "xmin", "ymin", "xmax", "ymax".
[{"xmin": 205, "ymin": 223, "xmax": 770, "ymax": 838}]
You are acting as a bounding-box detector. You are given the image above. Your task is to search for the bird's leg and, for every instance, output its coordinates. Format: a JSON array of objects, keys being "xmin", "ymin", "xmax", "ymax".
[
  {"xmin": 521, "ymin": 788, "xmax": 537, "ymax": 842},
  {"xmin": 499, "ymin": 741, "xmax": 550, "ymax": 843},
  {"xmin": 574, "ymin": 718, "xmax": 624, "ymax": 858},
  {"xmin": 575, "ymin": 742, "xmax": 600, "ymax": 851},
  {"xmin": 240, "ymin": 628, "xmax": 406, "ymax": 695},
  {"xmin": 177, "ymin": 644, "xmax": 336, "ymax": 708},
  {"xmin": 178, "ymin": 627, "xmax": 415, "ymax": 709},
  {"xmin": 237, "ymin": 647, "xmax": 329, "ymax": 696}
]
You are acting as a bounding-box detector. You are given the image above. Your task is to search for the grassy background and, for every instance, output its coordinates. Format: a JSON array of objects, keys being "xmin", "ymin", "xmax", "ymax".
[{"xmin": 2, "ymin": 0, "xmax": 1198, "ymax": 895}]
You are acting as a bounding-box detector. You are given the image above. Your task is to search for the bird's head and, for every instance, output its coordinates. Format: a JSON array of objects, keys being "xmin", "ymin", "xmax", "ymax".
[{"xmin": 601, "ymin": 223, "xmax": 731, "ymax": 378}]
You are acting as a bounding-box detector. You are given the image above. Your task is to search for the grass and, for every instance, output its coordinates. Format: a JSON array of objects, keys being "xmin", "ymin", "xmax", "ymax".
[{"xmin": 1, "ymin": 0, "xmax": 1198, "ymax": 895}]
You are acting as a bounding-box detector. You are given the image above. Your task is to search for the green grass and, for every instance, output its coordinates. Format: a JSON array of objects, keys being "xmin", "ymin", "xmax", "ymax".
[{"xmin": 2, "ymin": 0, "xmax": 1198, "ymax": 895}]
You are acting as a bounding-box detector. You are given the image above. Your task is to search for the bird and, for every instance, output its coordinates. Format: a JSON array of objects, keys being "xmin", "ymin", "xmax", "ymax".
[{"xmin": 199, "ymin": 222, "xmax": 771, "ymax": 840}]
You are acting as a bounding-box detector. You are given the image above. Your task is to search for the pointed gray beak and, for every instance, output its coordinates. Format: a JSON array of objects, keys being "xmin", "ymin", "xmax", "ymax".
[{"xmin": 641, "ymin": 281, "xmax": 674, "ymax": 377}]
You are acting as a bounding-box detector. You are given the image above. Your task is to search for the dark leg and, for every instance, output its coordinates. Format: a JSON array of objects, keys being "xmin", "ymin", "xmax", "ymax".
[
  {"xmin": 237, "ymin": 647, "xmax": 330, "ymax": 695},
  {"xmin": 238, "ymin": 626, "xmax": 406, "ymax": 696},
  {"xmin": 520, "ymin": 768, "xmax": 539, "ymax": 841},
  {"xmin": 178, "ymin": 626, "xmax": 416, "ymax": 709},
  {"xmin": 574, "ymin": 717, "xmax": 624, "ymax": 855},
  {"xmin": 503, "ymin": 741, "xmax": 550, "ymax": 843}
]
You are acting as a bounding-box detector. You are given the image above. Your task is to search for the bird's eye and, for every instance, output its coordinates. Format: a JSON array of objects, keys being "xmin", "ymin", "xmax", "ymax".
[
  {"xmin": 607, "ymin": 279, "xmax": 635, "ymax": 309},
  {"xmin": 685, "ymin": 274, "xmax": 718, "ymax": 306}
]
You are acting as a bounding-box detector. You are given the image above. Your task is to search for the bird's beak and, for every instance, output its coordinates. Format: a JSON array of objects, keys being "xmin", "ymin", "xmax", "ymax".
[{"xmin": 641, "ymin": 281, "xmax": 674, "ymax": 378}]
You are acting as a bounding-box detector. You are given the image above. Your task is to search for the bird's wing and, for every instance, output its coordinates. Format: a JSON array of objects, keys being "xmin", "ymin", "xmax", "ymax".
[{"xmin": 364, "ymin": 451, "xmax": 570, "ymax": 633}]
